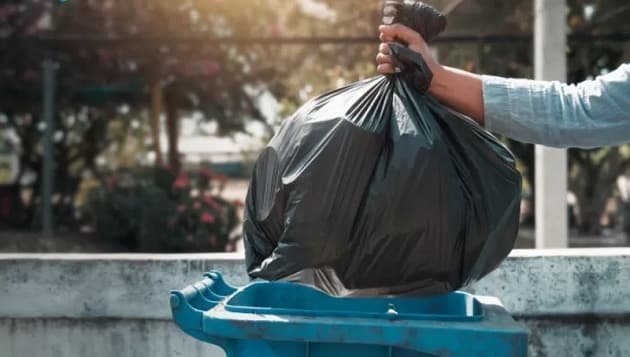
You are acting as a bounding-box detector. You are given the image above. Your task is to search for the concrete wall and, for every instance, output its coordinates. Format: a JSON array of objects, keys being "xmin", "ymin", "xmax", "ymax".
[{"xmin": 2, "ymin": 250, "xmax": 630, "ymax": 357}]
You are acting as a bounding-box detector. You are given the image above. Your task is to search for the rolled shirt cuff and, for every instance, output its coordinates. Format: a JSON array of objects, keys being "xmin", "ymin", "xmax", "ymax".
[{"xmin": 482, "ymin": 74, "xmax": 513, "ymax": 137}]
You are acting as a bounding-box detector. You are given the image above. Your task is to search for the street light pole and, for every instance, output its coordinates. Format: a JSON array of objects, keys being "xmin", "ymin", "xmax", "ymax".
[
  {"xmin": 534, "ymin": 0, "xmax": 568, "ymax": 248},
  {"xmin": 41, "ymin": 59, "xmax": 58, "ymax": 237}
]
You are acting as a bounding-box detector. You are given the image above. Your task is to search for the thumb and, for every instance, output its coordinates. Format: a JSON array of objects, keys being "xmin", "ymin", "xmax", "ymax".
[{"xmin": 379, "ymin": 24, "xmax": 423, "ymax": 45}]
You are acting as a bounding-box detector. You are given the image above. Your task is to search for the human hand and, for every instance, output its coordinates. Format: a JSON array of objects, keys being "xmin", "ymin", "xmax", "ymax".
[{"xmin": 376, "ymin": 24, "xmax": 440, "ymax": 76}]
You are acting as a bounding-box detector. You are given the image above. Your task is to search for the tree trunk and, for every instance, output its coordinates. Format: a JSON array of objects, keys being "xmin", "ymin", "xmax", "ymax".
[
  {"xmin": 164, "ymin": 98, "xmax": 180, "ymax": 172},
  {"xmin": 578, "ymin": 196, "xmax": 603, "ymax": 234},
  {"xmin": 570, "ymin": 148, "xmax": 628, "ymax": 235},
  {"xmin": 150, "ymin": 81, "xmax": 164, "ymax": 167}
]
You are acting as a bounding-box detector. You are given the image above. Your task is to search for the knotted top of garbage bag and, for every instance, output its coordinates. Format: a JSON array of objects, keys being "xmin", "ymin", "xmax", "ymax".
[{"xmin": 382, "ymin": 1, "xmax": 447, "ymax": 94}]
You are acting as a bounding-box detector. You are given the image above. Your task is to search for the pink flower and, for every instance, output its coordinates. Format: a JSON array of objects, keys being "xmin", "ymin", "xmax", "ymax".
[
  {"xmin": 200, "ymin": 212, "xmax": 215, "ymax": 224},
  {"xmin": 202, "ymin": 195, "xmax": 220, "ymax": 209},
  {"xmin": 194, "ymin": 201, "xmax": 201, "ymax": 210},
  {"xmin": 173, "ymin": 171, "xmax": 189, "ymax": 190},
  {"xmin": 177, "ymin": 204, "xmax": 186, "ymax": 212}
]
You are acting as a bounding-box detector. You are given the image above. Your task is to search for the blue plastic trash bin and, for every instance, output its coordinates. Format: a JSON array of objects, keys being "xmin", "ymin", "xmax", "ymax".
[{"xmin": 170, "ymin": 271, "xmax": 527, "ymax": 357}]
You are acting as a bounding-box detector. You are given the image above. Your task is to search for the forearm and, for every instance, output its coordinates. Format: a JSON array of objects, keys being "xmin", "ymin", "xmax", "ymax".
[
  {"xmin": 428, "ymin": 65, "xmax": 484, "ymax": 124},
  {"xmin": 482, "ymin": 64, "xmax": 630, "ymax": 148},
  {"xmin": 428, "ymin": 62, "xmax": 630, "ymax": 148}
]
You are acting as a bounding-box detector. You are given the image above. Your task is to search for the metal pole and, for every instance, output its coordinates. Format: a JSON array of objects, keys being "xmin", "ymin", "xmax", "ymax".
[
  {"xmin": 534, "ymin": 0, "xmax": 568, "ymax": 248},
  {"xmin": 41, "ymin": 59, "xmax": 58, "ymax": 237}
]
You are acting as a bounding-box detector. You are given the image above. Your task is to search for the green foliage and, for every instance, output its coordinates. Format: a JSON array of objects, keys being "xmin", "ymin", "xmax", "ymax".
[
  {"xmin": 4, "ymin": 0, "xmax": 630, "ymax": 236},
  {"xmin": 566, "ymin": 0, "xmax": 630, "ymax": 233},
  {"xmin": 85, "ymin": 166, "xmax": 241, "ymax": 252},
  {"xmin": 437, "ymin": 0, "xmax": 630, "ymax": 233},
  {"xmin": 0, "ymin": 108, "xmax": 112, "ymax": 228}
]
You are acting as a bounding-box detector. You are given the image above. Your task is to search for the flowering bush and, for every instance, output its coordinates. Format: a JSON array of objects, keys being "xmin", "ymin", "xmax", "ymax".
[{"xmin": 85, "ymin": 166, "xmax": 242, "ymax": 252}]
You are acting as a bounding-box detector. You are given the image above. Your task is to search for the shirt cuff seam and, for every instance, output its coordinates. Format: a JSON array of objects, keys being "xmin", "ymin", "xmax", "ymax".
[{"xmin": 482, "ymin": 75, "xmax": 512, "ymax": 137}]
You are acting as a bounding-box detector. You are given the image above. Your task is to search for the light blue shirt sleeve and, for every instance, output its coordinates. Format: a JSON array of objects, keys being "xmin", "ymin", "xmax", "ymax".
[{"xmin": 482, "ymin": 63, "xmax": 630, "ymax": 148}]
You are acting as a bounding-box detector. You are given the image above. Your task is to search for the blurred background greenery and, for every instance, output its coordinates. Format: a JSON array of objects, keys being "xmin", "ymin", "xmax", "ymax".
[{"xmin": 0, "ymin": 0, "xmax": 629, "ymax": 251}]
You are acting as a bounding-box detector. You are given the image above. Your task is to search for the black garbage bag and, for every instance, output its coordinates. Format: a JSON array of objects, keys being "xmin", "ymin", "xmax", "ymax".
[{"xmin": 243, "ymin": 3, "xmax": 521, "ymax": 296}]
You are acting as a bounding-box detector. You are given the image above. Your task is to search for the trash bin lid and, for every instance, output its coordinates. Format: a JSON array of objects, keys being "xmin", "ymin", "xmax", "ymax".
[
  {"xmin": 170, "ymin": 271, "xmax": 528, "ymax": 357},
  {"xmin": 225, "ymin": 281, "xmax": 483, "ymax": 322}
]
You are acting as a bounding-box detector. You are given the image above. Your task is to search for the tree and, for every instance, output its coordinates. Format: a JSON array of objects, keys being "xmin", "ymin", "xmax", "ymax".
[
  {"xmin": 4, "ymin": 0, "xmax": 629, "ymax": 235},
  {"xmin": 0, "ymin": 0, "xmax": 304, "ymax": 227},
  {"xmin": 441, "ymin": 0, "xmax": 630, "ymax": 234},
  {"xmin": 565, "ymin": 0, "xmax": 630, "ymax": 234}
]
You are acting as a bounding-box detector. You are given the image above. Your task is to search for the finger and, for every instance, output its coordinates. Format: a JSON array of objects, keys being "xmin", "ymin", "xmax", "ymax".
[
  {"xmin": 378, "ymin": 43, "xmax": 390, "ymax": 55},
  {"xmin": 379, "ymin": 32, "xmax": 395, "ymax": 43},
  {"xmin": 375, "ymin": 53, "xmax": 393, "ymax": 65},
  {"xmin": 379, "ymin": 24, "xmax": 423, "ymax": 44},
  {"xmin": 377, "ymin": 63, "xmax": 395, "ymax": 74}
]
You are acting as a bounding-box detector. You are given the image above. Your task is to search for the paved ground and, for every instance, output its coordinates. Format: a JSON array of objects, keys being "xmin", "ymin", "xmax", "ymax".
[
  {"xmin": 514, "ymin": 227, "xmax": 629, "ymax": 249},
  {"xmin": 0, "ymin": 230, "xmax": 122, "ymax": 252}
]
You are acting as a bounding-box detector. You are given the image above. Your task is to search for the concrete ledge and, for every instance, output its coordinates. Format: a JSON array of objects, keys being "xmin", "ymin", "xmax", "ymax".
[
  {"xmin": 466, "ymin": 248, "xmax": 630, "ymax": 316},
  {"xmin": 0, "ymin": 253, "xmax": 248, "ymax": 320},
  {"xmin": 0, "ymin": 318, "xmax": 223, "ymax": 357},
  {"xmin": 2, "ymin": 249, "xmax": 629, "ymax": 319},
  {"xmin": 3, "ymin": 249, "xmax": 630, "ymax": 356}
]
